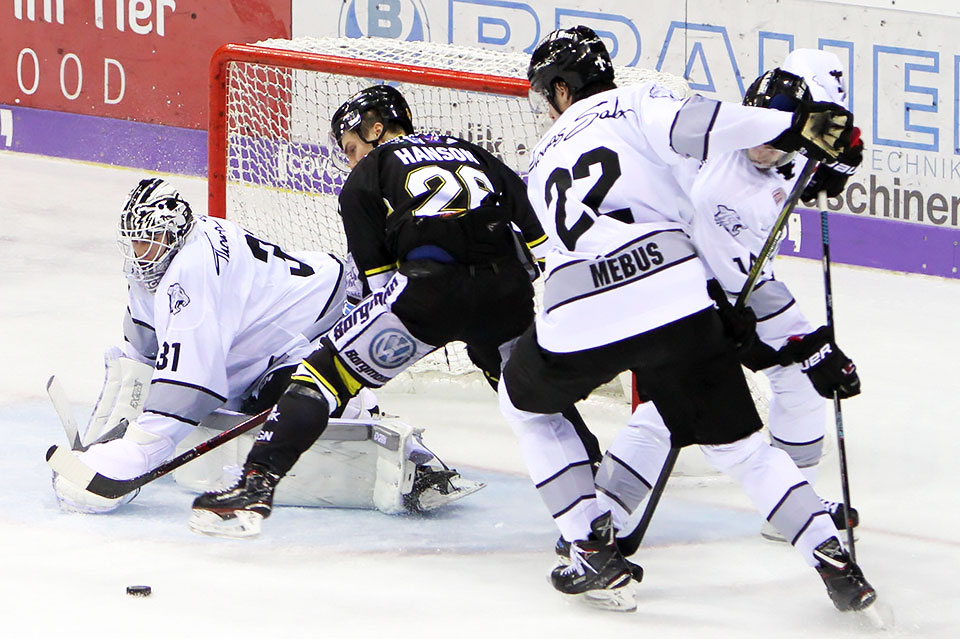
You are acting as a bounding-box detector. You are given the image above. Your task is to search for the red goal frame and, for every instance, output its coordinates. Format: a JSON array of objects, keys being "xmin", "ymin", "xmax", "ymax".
[{"xmin": 207, "ymin": 42, "xmax": 529, "ymax": 220}]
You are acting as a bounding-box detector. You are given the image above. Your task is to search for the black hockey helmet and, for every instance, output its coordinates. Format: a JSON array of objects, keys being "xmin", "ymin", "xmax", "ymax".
[
  {"xmin": 527, "ymin": 25, "xmax": 614, "ymax": 109},
  {"xmin": 743, "ymin": 68, "xmax": 812, "ymax": 112},
  {"xmin": 330, "ymin": 84, "xmax": 414, "ymax": 149}
]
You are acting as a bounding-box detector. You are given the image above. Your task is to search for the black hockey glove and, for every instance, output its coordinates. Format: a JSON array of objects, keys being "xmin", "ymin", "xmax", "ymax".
[
  {"xmin": 776, "ymin": 326, "xmax": 861, "ymax": 399},
  {"xmin": 801, "ymin": 128, "xmax": 863, "ymax": 204},
  {"xmin": 706, "ymin": 279, "xmax": 779, "ymax": 371},
  {"xmin": 770, "ymin": 100, "xmax": 854, "ymax": 163}
]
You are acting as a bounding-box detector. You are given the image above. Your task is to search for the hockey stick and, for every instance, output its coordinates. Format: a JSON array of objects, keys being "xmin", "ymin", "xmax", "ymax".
[
  {"xmin": 618, "ymin": 160, "xmax": 819, "ymax": 557},
  {"xmin": 46, "ymin": 408, "xmax": 272, "ymax": 499},
  {"xmin": 817, "ymin": 190, "xmax": 857, "ymax": 562}
]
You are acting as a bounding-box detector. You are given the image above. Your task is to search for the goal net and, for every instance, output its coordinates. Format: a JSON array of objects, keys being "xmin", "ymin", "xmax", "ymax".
[{"xmin": 207, "ymin": 36, "xmax": 691, "ymax": 392}]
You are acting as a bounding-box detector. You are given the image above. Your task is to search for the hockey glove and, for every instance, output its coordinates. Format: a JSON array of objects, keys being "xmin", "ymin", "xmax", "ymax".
[
  {"xmin": 801, "ymin": 128, "xmax": 863, "ymax": 204},
  {"xmin": 771, "ymin": 101, "xmax": 854, "ymax": 163},
  {"xmin": 776, "ymin": 326, "xmax": 861, "ymax": 399},
  {"xmin": 706, "ymin": 279, "xmax": 780, "ymax": 371}
]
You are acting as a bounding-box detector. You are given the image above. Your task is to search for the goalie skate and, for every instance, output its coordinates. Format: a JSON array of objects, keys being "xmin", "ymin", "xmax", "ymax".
[{"xmin": 403, "ymin": 467, "xmax": 485, "ymax": 513}]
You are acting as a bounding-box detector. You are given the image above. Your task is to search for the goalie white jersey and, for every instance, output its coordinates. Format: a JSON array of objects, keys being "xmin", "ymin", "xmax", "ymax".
[
  {"xmin": 525, "ymin": 82, "xmax": 794, "ymax": 352},
  {"xmin": 123, "ymin": 215, "xmax": 347, "ymax": 441}
]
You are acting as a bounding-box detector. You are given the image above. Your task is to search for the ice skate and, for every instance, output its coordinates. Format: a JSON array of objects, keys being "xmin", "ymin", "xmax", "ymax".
[
  {"xmin": 550, "ymin": 513, "xmax": 636, "ymax": 612},
  {"xmin": 403, "ymin": 466, "xmax": 485, "ymax": 513},
  {"xmin": 555, "ymin": 535, "xmax": 644, "ymax": 583},
  {"xmin": 813, "ymin": 537, "xmax": 876, "ymax": 612},
  {"xmin": 762, "ymin": 497, "xmax": 859, "ymax": 542},
  {"xmin": 188, "ymin": 464, "xmax": 280, "ymax": 539}
]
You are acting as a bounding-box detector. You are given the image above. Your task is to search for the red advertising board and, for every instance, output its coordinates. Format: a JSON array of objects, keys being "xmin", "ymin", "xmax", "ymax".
[{"xmin": 0, "ymin": 0, "xmax": 291, "ymax": 129}]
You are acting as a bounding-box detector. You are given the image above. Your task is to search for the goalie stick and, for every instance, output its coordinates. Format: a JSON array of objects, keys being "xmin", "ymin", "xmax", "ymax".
[
  {"xmin": 46, "ymin": 408, "xmax": 271, "ymax": 499},
  {"xmin": 46, "ymin": 376, "xmax": 82, "ymax": 451},
  {"xmin": 618, "ymin": 159, "xmax": 818, "ymax": 557}
]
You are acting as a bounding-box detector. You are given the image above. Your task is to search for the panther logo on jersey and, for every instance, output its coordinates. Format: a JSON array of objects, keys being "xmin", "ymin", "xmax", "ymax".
[
  {"xmin": 714, "ymin": 205, "xmax": 745, "ymax": 237},
  {"xmin": 369, "ymin": 329, "xmax": 417, "ymax": 369},
  {"xmin": 167, "ymin": 283, "xmax": 190, "ymax": 315}
]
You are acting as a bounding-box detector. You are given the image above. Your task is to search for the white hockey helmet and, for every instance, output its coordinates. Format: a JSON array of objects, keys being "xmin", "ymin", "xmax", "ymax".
[
  {"xmin": 117, "ymin": 178, "xmax": 195, "ymax": 291},
  {"xmin": 781, "ymin": 48, "xmax": 846, "ymax": 105}
]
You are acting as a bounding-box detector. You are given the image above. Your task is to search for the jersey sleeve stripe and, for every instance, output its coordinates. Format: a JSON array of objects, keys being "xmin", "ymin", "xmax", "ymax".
[
  {"xmin": 310, "ymin": 256, "xmax": 346, "ymax": 325},
  {"xmin": 143, "ymin": 409, "xmax": 200, "ymax": 426},
  {"xmin": 526, "ymin": 233, "xmax": 548, "ymax": 249},
  {"xmin": 669, "ymin": 95, "xmax": 721, "ymax": 161},
  {"xmin": 364, "ymin": 263, "xmax": 397, "ymax": 277},
  {"xmin": 150, "ymin": 378, "xmax": 228, "ymax": 402}
]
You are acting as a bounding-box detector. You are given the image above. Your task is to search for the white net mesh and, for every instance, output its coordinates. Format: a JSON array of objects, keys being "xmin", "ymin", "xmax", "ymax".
[{"xmin": 216, "ymin": 36, "xmax": 690, "ymax": 386}]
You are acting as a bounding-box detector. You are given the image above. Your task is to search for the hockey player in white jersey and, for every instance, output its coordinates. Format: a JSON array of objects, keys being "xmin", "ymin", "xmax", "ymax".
[
  {"xmin": 499, "ymin": 26, "xmax": 875, "ymax": 614},
  {"xmin": 595, "ymin": 50, "xmax": 865, "ymax": 545},
  {"xmin": 52, "ymin": 178, "xmax": 475, "ymax": 517}
]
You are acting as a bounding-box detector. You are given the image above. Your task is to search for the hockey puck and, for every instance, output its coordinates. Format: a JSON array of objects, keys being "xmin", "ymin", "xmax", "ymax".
[{"xmin": 126, "ymin": 585, "xmax": 152, "ymax": 597}]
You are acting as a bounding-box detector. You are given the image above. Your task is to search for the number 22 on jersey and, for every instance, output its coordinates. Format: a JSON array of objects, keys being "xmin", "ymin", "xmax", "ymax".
[{"xmin": 545, "ymin": 146, "xmax": 632, "ymax": 250}]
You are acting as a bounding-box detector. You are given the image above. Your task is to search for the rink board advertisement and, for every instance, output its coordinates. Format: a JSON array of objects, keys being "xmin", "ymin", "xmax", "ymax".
[
  {"xmin": 0, "ymin": 0, "xmax": 290, "ymax": 128},
  {"xmin": 2, "ymin": 0, "xmax": 960, "ymax": 277}
]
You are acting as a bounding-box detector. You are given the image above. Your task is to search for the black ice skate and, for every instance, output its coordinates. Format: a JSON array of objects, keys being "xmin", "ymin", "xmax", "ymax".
[
  {"xmin": 821, "ymin": 498, "xmax": 860, "ymax": 530},
  {"xmin": 813, "ymin": 537, "xmax": 877, "ymax": 612},
  {"xmin": 188, "ymin": 463, "xmax": 280, "ymax": 539},
  {"xmin": 555, "ymin": 535, "xmax": 644, "ymax": 583},
  {"xmin": 551, "ymin": 512, "xmax": 635, "ymax": 611},
  {"xmin": 402, "ymin": 465, "xmax": 485, "ymax": 513}
]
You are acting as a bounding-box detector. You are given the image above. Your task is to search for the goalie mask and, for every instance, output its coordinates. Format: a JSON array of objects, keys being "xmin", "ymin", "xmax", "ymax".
[
  {"xmin": 117, "ymin": 178, "xmax": 195, "ymax": 292},
  {"xmin": 527, "ymin": 25, "xmax": 614, "ymax": 114},
  {"xmin": 329, "ymin": 85, "xmax": 414, "ymax": 171},
  {"xmin": 743, "ymin": 69, "xmax": 813, "ymax": 169}
]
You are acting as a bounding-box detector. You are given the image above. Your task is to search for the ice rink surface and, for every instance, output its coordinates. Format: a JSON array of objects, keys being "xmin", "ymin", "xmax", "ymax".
[{"xmin": 1, "ymin": 151, "xmax": 958, "ymax": 638}]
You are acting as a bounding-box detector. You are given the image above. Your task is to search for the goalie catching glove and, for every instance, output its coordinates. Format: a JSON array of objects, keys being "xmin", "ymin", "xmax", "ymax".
[
  {"xmin": 776, "ymin": 326, "xmax": 861, "ymax": 399},
  {"xmin": 771, "ymin": 100, "xmax": 855, "ymax": 163}
]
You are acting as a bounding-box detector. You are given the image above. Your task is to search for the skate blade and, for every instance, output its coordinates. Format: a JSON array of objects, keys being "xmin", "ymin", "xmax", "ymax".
[
  {"xmin": 417, "ymin": 479, "xmax": 486, "ymax": 511},
  {"xmin": 858, "ymin": 599, "xmax": 894, "ymax": 631},
  {"xmin": 579, "ymin": 583, "xmax": 637, "ymax": 613},
  {"xmin": 188, "ymin": 509, "xmax": 263, "ymax": 539}
]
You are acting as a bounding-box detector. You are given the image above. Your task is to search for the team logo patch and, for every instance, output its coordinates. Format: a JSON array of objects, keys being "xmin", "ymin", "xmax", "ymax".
[
  {"xmin": 714, "ymin": 205, "xmax": 745, "ymax": 236},
  {"xmin": 167, "ymin": 283, "xmax": 190, "ymax": 314},
  {"xmin": 772, "ymin": 187, "xmax": 787, "ymax": 206},
  {"xmin": 369, "ymin": 329, "xmax": 417, "ymax": 369}
]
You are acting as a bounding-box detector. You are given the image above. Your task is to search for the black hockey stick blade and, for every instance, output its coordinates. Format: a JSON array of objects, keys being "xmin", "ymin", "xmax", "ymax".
[
  {"xmin": 46, "ymin": 408, "xmax": 272, "ymax": 499},
  {"xmin": 735, "ymin": 159, "xmax": 818, "ymax": 310}
]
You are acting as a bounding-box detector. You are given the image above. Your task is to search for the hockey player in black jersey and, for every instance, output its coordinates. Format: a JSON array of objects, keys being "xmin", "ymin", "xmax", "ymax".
[{"xmin": 190, "ymin": 84, "xmax": 601, "ymax": 537}]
